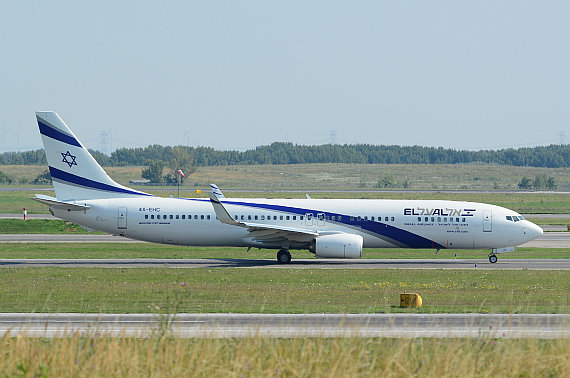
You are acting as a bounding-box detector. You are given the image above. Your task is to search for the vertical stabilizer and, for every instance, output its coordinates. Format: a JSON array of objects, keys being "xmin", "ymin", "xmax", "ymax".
[{"xmin": 37, "ymin": 111, "xmax": 150, "ymax": 200}]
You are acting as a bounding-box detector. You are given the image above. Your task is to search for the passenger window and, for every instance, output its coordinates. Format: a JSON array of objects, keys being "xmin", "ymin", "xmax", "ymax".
[
  {"xmin": 293, "ymin": 216, "xmax": 296, "ymax": 220},
  {"xmin": 248, "ymin": 215, "xmax": 251, "ymax": 220},
  {"xmin": 274, "ymin": 216, "xmax": 277, "ymax": 220},
  {"xmin": 385, "ymin": 217, "xmax": 389, "ymax": 222},
  {"xmin": 261, "ymin": 215, "xmax": 265, "ymax": 220},
  {"xmin": 207, "ymin": 215, "xmax": 211, "ymax": 220},
  {"xmin": 241, "ymin": 215, "xmax": 245, "ymax": 220},
  {"xmin": 444, "ymin": 217, "xmax": 447, "ymax": 222},
  {"xmin": 280, "ymin": 215, "xmax": 284, "ymax": 220},
  {"xmin": 357, "ymin": 216, "xmax": 361, "ymax": 221},
  {"xmin": 176, "ymin": 215, "xmax": 179, "ymax": 220},
  {"xmin": 151, "ymin": 215, "xmax": 154, "ymax": 219},
  {"xmin": 350, "ymin": 216, "xmax": 354, "ymax": 221},
  {"xmin": 194, "ymin": 215, "xmax": 198, "ymax": 220},
  {"xmin": 456, "ymin": 217, "xmax": 459, "ymax": 222},
  {"xmin": 300, "ymin": 216, "xmax": 304, "ymax": 220},
  {"xmin": 169, "ymin": 215, "xmax": 173, "ymax": 220},
  {"xmin": 338, "ymin": 216, "xmax": 342, "ymax": 221},
  {"xmin": 418, "ymin": 217, "xmax": 422, "ymax": 222},
  {"xmin": 391, "ymin": 217, "xmax": 394, "ymax": 221},
  {"xmin": 462, "ymin": 218, "xmax": 465, "ymax": 222},
  {"xmin": 371, "ymin": 216, "xmax": 374, "ymax": 221},
  {"xmin": 145, "ymin": 215, "xmax": 148, "ymax": 219},
  {"xmin": 286, "ymin": 216, "xmax": 290, "ymax": 220},
  {"xmin": 425, "ymin": 217, "xmax": 428, "ymax": 222},
  {"xmin": 201, "ymin": 215, "xmax": 204, "ymax": 220},
  {"xmin": 182, "ymin": 215, "xmax": 185, "ymax": 220},
  {"xmin": 438, "ymin": 217, "xmax": 441, "ymax": 222},
  {"xmin": 254, "ymin": 215, "xmax": 258, "ymax": 220},
  {"xmin": 431, "ymin": 217, "xmax": 434, "ymax": 222}
]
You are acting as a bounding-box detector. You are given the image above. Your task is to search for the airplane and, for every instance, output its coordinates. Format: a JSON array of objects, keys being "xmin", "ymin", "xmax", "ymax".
[{"xmin": 33, "ymin": 111, "xmax": 543, "ymax": 264}]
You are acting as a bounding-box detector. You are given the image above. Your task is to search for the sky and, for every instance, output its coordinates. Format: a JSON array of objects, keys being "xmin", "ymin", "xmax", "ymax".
[{"xmin": 0, "ymin": 1, "xmax": 568, "ymax": 153}]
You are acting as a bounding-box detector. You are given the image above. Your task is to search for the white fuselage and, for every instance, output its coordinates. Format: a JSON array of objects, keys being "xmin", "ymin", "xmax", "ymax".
[{"xmin": 52, "ymin": 196, "xmax": 542, "ymax": 251}]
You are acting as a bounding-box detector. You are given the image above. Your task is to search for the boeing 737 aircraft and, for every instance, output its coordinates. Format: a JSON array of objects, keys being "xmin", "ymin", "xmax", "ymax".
[{"xmin": 33, "ymin": 111, "xmax": 543, "ymax": 264}]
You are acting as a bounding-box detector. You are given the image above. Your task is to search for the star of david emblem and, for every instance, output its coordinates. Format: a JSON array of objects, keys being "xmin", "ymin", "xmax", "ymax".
[{"xmin": 61, "ymin": 151, "xmax": 77, "ymax": 168}]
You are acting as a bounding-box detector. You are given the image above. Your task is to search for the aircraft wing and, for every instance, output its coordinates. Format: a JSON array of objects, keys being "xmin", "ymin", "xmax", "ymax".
[{"xmin": 208, "ymin": 192, "xmax": 319, "ymax": 243}]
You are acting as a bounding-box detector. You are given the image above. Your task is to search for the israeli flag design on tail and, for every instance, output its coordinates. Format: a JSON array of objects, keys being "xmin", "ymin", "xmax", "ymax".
[{"xmin": 37, "ymin": 111, "xmax": 150, "ymax": 201}]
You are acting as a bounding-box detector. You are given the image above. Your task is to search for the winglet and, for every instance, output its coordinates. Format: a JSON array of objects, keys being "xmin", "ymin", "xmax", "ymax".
[
  {"xmin": 210, "ymin": 184, "xmax": 225, "ymax": 198},
  {"xmin": 208, "ymin": 191, "xmax": 240, "ymax": 225}
]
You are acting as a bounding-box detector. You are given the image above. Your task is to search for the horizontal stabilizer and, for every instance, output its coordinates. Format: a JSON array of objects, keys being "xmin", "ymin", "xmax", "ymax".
[{"xmin": 32, "ymin": 194, "xmax": 90, "ymax": 211}]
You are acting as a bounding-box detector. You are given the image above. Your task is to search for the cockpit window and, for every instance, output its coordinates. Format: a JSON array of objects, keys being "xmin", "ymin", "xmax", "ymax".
[
  {"xmin": 506, "ymin": 216, "xmax": 512, "ymax": 221},
  {"xmin": 506, "ymin": 215, "xmax": 524, "ymax": 222}
]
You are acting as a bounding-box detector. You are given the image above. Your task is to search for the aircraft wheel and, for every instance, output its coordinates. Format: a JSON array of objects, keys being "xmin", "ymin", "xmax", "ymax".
[
  {"xmin": 277, "ymin": 249, "xmax": 292, "ymax": 264},
  {"xmin": 489, "ymin": 255, "xmax": 498, "ymax": 264}
]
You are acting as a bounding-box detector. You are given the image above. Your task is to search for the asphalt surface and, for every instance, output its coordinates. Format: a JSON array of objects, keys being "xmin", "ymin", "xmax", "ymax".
[
  {"xmin": 0, "ymin": 313, "xmax": 567, "ymax": 338},
  {"xmin": 1, "ymin": 258, "xmax": 569, "ymax": 269}
]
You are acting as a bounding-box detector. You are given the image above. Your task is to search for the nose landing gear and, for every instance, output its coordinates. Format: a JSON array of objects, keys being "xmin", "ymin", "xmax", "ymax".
[{"xmin": 488, "ymin": 254, "xmax": 498, "ymax": 263}]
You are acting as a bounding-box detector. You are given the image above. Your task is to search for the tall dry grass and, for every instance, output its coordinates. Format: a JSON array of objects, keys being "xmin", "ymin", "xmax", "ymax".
[{"xmin": 1, "ymin": 332, "xmax": 568, "ymax": 377}]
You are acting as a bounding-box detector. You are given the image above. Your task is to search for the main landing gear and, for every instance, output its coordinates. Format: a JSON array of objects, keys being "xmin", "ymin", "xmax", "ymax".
[{"xmin": 277, "ymin": 249, "xmax": 292, "ymax": 264}]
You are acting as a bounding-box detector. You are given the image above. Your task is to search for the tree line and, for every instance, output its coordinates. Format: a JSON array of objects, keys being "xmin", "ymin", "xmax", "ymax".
[{"xmin": 0, "ymin": 143, "xmax": 568, "ymax": 168}]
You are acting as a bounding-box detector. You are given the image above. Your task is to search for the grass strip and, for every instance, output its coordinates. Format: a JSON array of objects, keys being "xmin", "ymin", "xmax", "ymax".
[
  {"xmin": 0, "ymin": 335, "xmax": 568, "ymax": 377},
  {"xmin": 0, "ymin": 219, "xmax": 100, "ymax": 234},
  {"xmin": 0, "ymin": 268, "xmax": 567, "ymax": 313}
]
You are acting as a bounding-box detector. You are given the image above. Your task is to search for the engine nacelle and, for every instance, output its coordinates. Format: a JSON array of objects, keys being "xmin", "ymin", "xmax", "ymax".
[{"xmin": 309, "ymin": 233, "xmax": 363, "ymax": 259}]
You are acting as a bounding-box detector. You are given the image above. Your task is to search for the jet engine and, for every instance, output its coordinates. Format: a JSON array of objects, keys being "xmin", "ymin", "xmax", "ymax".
[{"xmin": 309, "ymin": 233, "xmax": 363, "ymax": 258}]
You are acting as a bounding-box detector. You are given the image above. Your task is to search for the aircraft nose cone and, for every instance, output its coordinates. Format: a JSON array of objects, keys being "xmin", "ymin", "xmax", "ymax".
[{"xmin": 524, "ymin": 222, "xmax": 543, "ymax": 241}]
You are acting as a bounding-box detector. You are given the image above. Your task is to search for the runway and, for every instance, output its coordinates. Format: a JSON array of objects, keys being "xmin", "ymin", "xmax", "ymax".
[
  {"xmin": 1, "ymin": 258, "xmax": 569, "ymax": 269},
  {"xmin": 1, "ymin": 313, "xmax": 568, "ymax": 338},
  {"xmin": 0, "ymin": 232, "xmax": 568, "ymax": 248}
]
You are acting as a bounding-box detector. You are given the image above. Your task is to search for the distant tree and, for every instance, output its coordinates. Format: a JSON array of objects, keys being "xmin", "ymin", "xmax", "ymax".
[
  {"xmin": 533, "ymin": 174, "xmax": 547, "ymax": 189},
  {"xmin": 518, "ymin": 176, "xmax": 532, "ymax": 189},
  {"xmin": 31, "ymin": 169, "xmax": 52, "ymax": 185},
  {"xmin": 141, "ymin": 161, "xmax": 164, "ymax": 183},
  {"xmin": 0, "ymin": 170, "xmax": 13, "ymax": 184},
  {"xmin": 163, "ymin": 146, "xmax": 197, "ymax": 185},
  {"xmin": 546, "ymin": 176, "xmax": 557, "ymax": 190},
  {"xmin": 376, "ymin": 174, "xmax": 395, "ymax": 188}
]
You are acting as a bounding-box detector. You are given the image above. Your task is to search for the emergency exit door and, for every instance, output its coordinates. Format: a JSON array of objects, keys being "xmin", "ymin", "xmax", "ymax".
[
  {"xmin": 118, "ymin": 207, "xmax": 128, "ymax": 229},
  {"xmin": 483, "ymin": 210, "xmax": 492, "ymax": 232}
]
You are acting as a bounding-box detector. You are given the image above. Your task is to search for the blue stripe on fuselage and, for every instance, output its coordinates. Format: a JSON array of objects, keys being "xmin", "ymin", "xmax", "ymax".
[{"xmin": 212, "ymin": 199, "xmax": 445, "ymax": 249}]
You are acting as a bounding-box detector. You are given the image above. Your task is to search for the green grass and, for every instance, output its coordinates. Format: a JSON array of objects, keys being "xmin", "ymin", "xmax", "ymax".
[
  {"xmin": 4, "ymin": 163, "xmax": 570, "ymax": 190},
  {"xmin": 0, "ymin": 243, "xmax": 567, "ymax": 259},
  {"xmin": 0, "ymin": 219, "xmax": 101, "ymax": 234},
  {"xmin": 0, "ymin": 268, "xmax": 567, "ymax": 313},
  {"xmin": 526, "ymin": 217, "xmax": 570, "ymax": 226}
]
